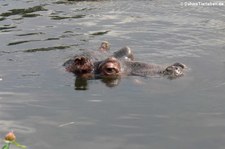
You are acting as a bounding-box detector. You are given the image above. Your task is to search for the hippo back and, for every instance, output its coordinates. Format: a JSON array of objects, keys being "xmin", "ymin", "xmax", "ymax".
[{"xmin": 123, "ymin": 61, "xmax": 165, "ymax": 77}]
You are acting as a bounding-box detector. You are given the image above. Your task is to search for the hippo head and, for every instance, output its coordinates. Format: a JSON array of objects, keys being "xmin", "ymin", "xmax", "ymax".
[
  {"xmin": 98, "ymin": 57, "xmax": 121, "ymax": 77},
  {"xmin": 163, "ymin": 63, "xmax": 186, "ymax": 79},
  {"xmin": 63, "ymin": 55, "xmax": 94, "ymax": 75}
]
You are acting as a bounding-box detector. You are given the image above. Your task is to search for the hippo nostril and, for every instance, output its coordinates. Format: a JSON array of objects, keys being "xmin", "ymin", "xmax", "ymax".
[
  {"xmin": 80, "ymin": 58, "xmax": 86, "ymax": 65},
  {"xmin": 75, "ymin": 57, "xmax": 86, "ymax": 65}
]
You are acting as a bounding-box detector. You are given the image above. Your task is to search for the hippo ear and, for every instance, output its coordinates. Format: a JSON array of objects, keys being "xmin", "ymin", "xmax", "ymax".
[
  {"xmin": 99, "ymin": 41, "xmax": 110, "ymax": 52},
  {"xmin": 172, "ymin": 63, "xmax": 186, "ymax": 69},
  {"xmin": 165, "ymin": 66, "xmax": 174, "ymax": 71}
]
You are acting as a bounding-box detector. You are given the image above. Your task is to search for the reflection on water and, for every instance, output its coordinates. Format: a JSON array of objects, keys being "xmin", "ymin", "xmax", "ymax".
[
  {"xmin": 75, "ymin": 77, "xmax": 89, "ymax": 90},
  {"xmin": 74, "ymin": 76, "xmax": 121, "ymax": 90},
  {"xmin": 101, "ymin": 77, "xmax": 121, "ymax": 88},
  {"xmin": 0, "ymin": 0, "xmax": 225, "ymax": 149}
]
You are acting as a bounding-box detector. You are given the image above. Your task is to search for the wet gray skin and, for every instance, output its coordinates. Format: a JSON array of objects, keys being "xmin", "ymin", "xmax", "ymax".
[
  {"xmin": 63, "ymin": 43, "xmax": 134, "ymax": 76},
  {"xmin": 96, "ymin": 57, "xmax": 186, "ymax": 79}
]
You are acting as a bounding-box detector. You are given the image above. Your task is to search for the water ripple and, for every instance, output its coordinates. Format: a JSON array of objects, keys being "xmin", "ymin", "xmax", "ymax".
[
  {"xmin": 24, "ymin": 45, "xmax": 72, "ymax": 53},
  {"xmin": 0, "ymin": 5, "xmax": 47, "ymax": 17}
]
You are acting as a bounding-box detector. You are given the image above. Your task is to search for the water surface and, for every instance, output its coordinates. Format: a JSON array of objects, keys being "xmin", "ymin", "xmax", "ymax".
[{"xmin": 0, "ymin": 0, "xmax": 225, "ymax": 149}]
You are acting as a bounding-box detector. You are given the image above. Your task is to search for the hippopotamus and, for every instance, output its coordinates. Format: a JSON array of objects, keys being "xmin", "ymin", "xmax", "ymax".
[
  {"xmin": 63, "ymin": 42, "xmax": 186, "ymax": 80},
  {"xmin": 73, "ymin": 57, "xmax": 186, "ymax": 90},
  {"xmin": 63, "ymin": 41, "xmax": 134, "ymax": 76},
  {"xmin": 96, "ymin": 57, "xmax": 186, "ymax": 79}
]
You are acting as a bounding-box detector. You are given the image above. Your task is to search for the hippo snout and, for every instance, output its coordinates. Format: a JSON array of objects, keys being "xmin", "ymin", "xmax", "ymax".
[
  {"xmin": 74, "ymin": 56, "xmax": 87, "ymax": 65},
  {"xmin": 64, "ymin": 56, "xmax": 94, "ymax": 75}
]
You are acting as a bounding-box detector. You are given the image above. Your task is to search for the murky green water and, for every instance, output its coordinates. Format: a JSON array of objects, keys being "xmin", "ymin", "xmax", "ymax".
[{"xmin": 1, "ymin": 0, "xmax": 225, "ymax": 149}]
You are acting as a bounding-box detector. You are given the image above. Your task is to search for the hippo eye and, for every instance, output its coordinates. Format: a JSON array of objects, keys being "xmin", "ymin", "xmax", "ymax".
[
  {"xmin": 106, "ymin": 68, "xmax": 116, "ymax": 73},
  {"xmin": 106, "ymin": 68, "xmax": 113, "ymax": 73}
]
